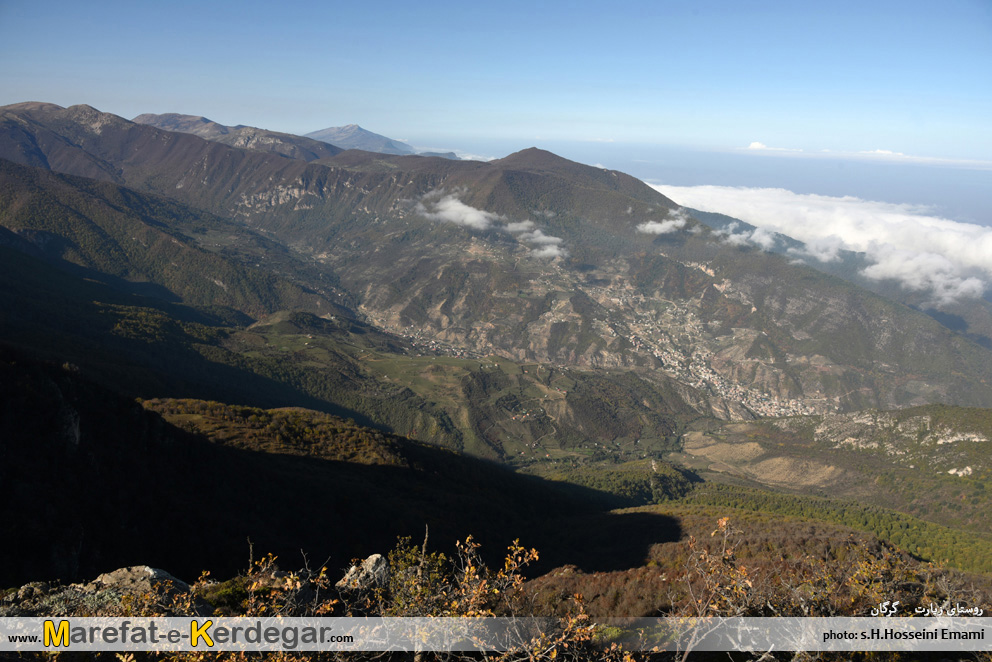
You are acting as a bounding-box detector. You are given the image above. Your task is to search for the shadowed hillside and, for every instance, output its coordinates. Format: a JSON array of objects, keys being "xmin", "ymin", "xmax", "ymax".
[
  {"xmin": 2, "ymin": 104, "xmax": 992, "ymax": 627},
  {"xmin": 0, "ymin": 349, "xmax": 682, "ymax": 587}
]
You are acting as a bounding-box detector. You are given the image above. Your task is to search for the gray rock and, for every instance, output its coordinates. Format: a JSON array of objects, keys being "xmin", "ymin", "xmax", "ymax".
[
  {"xmin": 335, "ymin": 554, "xmax": 389, "ymax": 592},
  {"xmin": 86, "ymin": 566, "xmax": 189, "ymax": 594},
  {"xmin": 0, "ymin": 566, "xmax": 199, "ymax": 617},
  {"xmin": 16, "ymin": 583, "xmax": 49, "ymax": 600}
]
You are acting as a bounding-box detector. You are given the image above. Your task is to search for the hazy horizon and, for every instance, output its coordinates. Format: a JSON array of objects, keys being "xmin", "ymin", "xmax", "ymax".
[
  {"xmin": 3, "ymin": 1, "xmax": 989, "ymax": 156},
  {"xmin": 2, "ymin": 0, "xmax": 990, "ymax": 301}
]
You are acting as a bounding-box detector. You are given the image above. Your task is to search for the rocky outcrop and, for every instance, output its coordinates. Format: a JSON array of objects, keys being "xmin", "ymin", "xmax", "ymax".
[
  {"xmin": 0, "ymin": 566, "xmax": 196, "ymax": 617},
  {"xmin": 86, "ymin": 566, "xmax": 189, "ymax": 595},
  {"xmin": 335, "ymin": 554, "xmax": 390, "ymax": 593},
  {"xmin": 1, "ymin": 559, "xmax": 395, "ymax": 618}
]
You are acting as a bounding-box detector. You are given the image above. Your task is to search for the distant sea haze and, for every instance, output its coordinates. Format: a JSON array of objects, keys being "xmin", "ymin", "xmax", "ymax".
[
  {"xmin": 428, "ymin": 137, "xmax": 992, "ymax": 307},
  {"xmin": 627, "ymin": 148, "xmax": 991, "ymax": 228},
  {"xmin": 441, "ymin": 139, "xmax": 991, "ymax": 227}
]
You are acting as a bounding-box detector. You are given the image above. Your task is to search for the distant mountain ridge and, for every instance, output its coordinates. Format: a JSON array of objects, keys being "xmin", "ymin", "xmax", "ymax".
[
  {"xmin": 305, "ymin": 123, "xmax": 416, "ymax": 155},
  {"xmin": 0, "ymin": 157, "xmax": 335, "ymax": 317},
  {"xmin": 3, "ymin": 100, "xmax": 992, "ymax": 595},
  {"xmin": 2, "ymin": 102, "xmax": 992, "ymax": 414},
  {"xmin": 132, "ymin": 112, "xmax": 243, "ymax": 138},
  {"xmin": 136, "ymin": 112, "xmax": 459, "ymax": 160},
  {"xmin": 132, "ymin": 112, "xmax": 343, "ymax": 161}
]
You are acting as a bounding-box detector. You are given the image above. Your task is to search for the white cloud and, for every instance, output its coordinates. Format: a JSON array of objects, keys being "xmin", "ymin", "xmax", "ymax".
[
  {"xmin": 505, "ymin": 220, "xmax": 535, "ymax": 233},
  {"xmin": 530, "ymin": 244, "xmax": 568, "ymax": 258},
  {"xmin": 747, "ymin": 226, "xmax": 779, "ymax": 251},
  {"xmin": 411, "ymin": 146, "xmax": 497, "ymax": 162},
  {"xmin": 515, "ymin": 227, "xmax": 567, "ymax": 258},
  {"xmin": 788, "ymin": 235, "xmax": 846, "ymax": 263},
  {"xmin": 714, "ymin": 221, "xmax": 751, "ymax": 246},
  {"xmin": 454, "ymin": 151, "xmax": 497, "ymax": 162},
  {"xmin": 708, "ymin": 219, "xmax": 781, "ymax": 250},
  {"xmin": 417, "ymin": 193, "xmax": 502, "ymax": 230},
  {"xmin": 860, "ymin": 149, "xmax": 903, "ymax": 156},
  {"xmin": 417, "ymin": 192, "xmax": 566, "ymax": 258},
  {"xmin": 518, "ymin": 229, "xmax": 563, "ymax": 245},
  {"xmin": 505, "ymin": 215, "xmax": 566, "ymax": 257},
  {"xmin": 650, "ymin": 184, "xmax": 992, "ymax": 306},
  {"xmin": 714, "ymin": 223, "xmax": 780, "ymax": 250},
  {"xmin": 861, "ymin": 246, "xmax": 985, "ymax": 305},
  {"xmin": 748, "ymin": 142, "xmax": 802, "ymax": 152},
  {"xmin": 637, "ymin": 219, "xmax": 685, "ymax": 235},
  {"xmin": 637, "ymin": 208, "xmax": 689, "ymax": 235}
]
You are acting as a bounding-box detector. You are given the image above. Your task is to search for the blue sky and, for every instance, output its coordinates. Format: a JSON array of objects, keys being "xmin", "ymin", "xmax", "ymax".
[
  {"xmin": 1, "ymin": 0, "xmax": 990, "ymax": 225},
  {"xmin": 2, "ymin": 0, "xmax": 990, "ymax": 160}
]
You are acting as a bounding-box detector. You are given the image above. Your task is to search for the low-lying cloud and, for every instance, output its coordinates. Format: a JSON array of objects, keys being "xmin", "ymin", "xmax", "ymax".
[
  {"xmin": 505, "ymin": 220, "xmax": 535, "ymax": 232},
  {"xmin": 713, "ymin": 222, "xmax": 779, "ymax": 251},
  {"xmin": 636, "ymin": 208, "xmax": 689, "ymax": 235},
  {"xmin": 650, "ymin": 184, "xmax": 992, "ymax": 306},
  {"xmin": 416, "ymin": 193, "xmax": 502, "ymax": 230},
  {"xmin": 517, "ymin": 229, "xmax": 563, "ymax": 246},
  {"xmin": 418, "ymin": 193, "xmax": 567, "ymax": 258},
  {"xmin": 509, "ymin": 223, "xmax": 568, "ymax": 258},
  {"xmin": 530, "ymin": 245, "xmax": 568, "ymax": 258}
]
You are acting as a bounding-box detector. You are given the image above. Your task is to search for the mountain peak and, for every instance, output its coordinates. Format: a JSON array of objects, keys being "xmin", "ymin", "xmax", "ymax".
[
  {"xmin": 305, "ymin": 124, "xmax": 414, "ymax": 155},
  {"xmin": 132, "ymin": 113, "xmax": 231, "ymax": 137},
  {"xmin": 133, "ymin": 112, "xmax": 214, "ymax": 125},
  {"xmin": 0, "ymin": 101, "xmax": 65, "ymax": 113},
  {"xmin": 495, "ymin": 147, "xmax": 571, "ymax": 166},
  {"xmin": 129, "ymin": 111, "xmax": 342, "ymax": 161},
  {"xmin": 493, "ymin": 147, "xmax": 613, "ymax": 177}
]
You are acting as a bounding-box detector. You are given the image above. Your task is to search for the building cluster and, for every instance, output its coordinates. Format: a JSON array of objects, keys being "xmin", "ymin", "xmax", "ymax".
[
  {"xmin": 360, "ymin": 274, "xmax": 829, "ymax": 419},
  {"xmin": 586, "ymin": 285, "xmax": 823, "ymax": 418}
]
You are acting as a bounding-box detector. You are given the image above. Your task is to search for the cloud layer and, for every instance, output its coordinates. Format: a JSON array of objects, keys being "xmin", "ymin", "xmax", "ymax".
[
  {"xmin": 741, "ymin": 144, "xmax": 992, "ymax": 170},
  {"xmin": 650, "ymin": 184, "xmax": 992, "ymax": 306},
  {"xmin": 711, "ymin": 221, "xmax": 780, "ymax": 251}
]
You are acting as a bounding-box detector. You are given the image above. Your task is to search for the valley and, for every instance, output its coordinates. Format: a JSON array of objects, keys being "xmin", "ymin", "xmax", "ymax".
[{"xmin": 0, "ymin": 102, "xmax": 990, "ymax": 626}]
